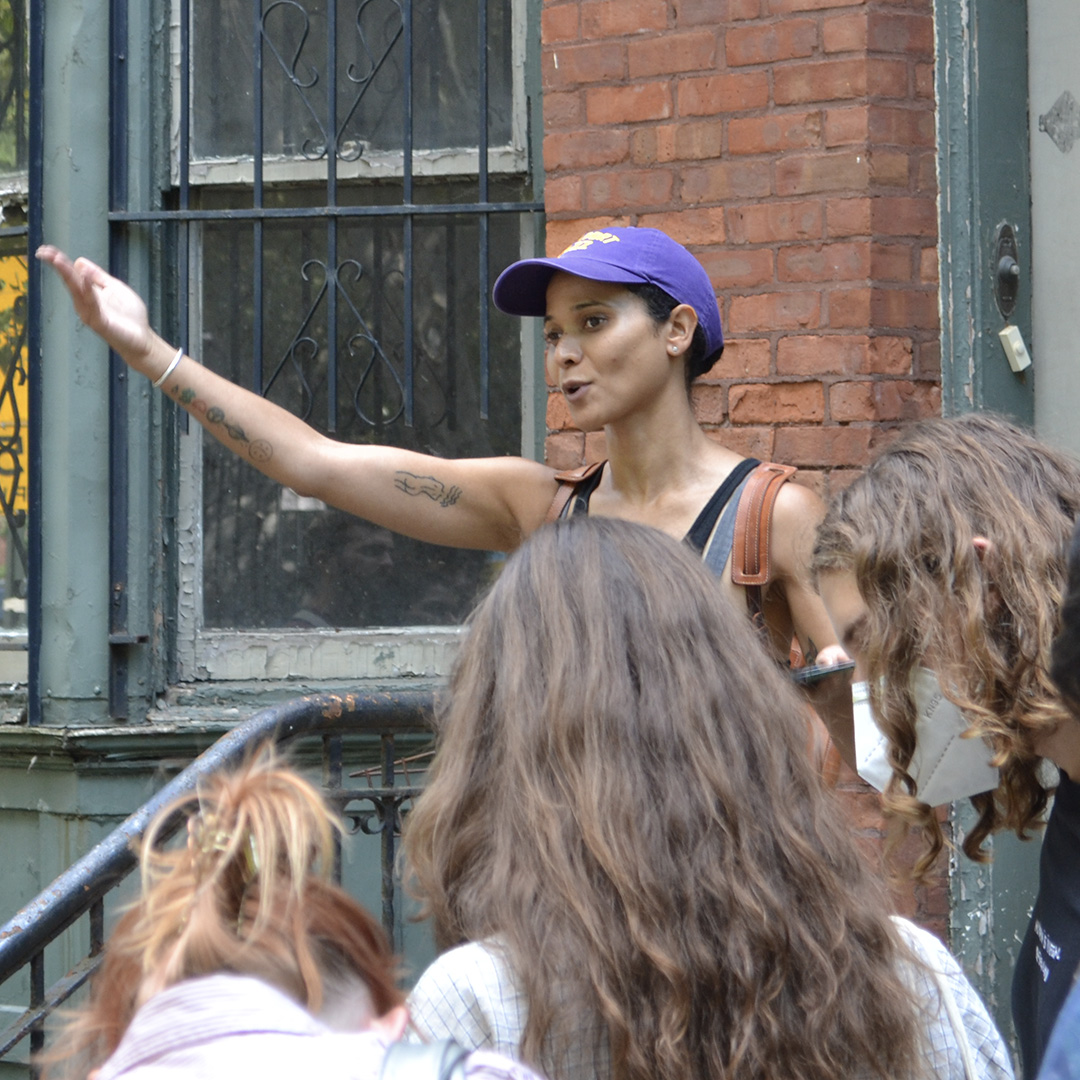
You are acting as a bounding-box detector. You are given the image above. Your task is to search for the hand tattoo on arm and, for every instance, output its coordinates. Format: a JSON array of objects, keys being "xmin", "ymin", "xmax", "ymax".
[{"xmin": 394, "ymin": 471, "xmax": 463, "ymax": 508}]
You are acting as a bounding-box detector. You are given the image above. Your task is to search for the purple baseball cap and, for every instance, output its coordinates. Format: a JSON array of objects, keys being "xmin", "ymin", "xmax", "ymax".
[{"xmin": 492, "ymin": 227, "xmax": 723, "ymax": 361}]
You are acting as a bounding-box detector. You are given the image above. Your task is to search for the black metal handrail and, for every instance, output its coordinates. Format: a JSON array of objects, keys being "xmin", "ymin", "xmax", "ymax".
[{"xmin": 0, "ymin": 688, "xmax": 435, "ymax": 1071}]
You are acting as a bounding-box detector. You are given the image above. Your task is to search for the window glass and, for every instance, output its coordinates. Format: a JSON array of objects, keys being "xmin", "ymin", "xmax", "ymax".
[
  {"xmin": 196, "ymin": 185, "xmax": 527, "ymax": 629},
  {"xmin": 0, "ymin": 0, "xmax": 28, "ymax": 176},
  {"xmin": 191, "ymin": 0, "xmax": 514, "ymax": 161}
]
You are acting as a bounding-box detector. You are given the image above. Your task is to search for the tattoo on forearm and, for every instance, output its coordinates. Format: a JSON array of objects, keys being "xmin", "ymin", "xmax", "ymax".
[
  {"xmin": 171, "ymin": 387, "xmax": 274, "ymax": 463},
  {"xmin": 394, "ymin": 471, "xmax": 462, "ymax": 508},
  {"xmin": 804, "ymin": 637, "xmax": 819, "ymax": 665}
]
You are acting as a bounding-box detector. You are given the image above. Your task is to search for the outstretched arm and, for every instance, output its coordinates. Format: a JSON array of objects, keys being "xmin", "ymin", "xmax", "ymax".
[{"xmin": 37, "ymin": 247, "xmax": 557, "ymax": 552}]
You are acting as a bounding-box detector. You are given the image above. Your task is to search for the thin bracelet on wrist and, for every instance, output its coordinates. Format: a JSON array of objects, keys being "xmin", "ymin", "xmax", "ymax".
[{"xmin": 151, "ymin": 346, "xmax": 184, "ymax": 389}]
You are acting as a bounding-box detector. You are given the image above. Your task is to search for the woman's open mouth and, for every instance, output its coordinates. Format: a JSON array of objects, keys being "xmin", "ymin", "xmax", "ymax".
[{"xmin": 562, "ymin": 381, "xmax": 590, "ymax": 403}]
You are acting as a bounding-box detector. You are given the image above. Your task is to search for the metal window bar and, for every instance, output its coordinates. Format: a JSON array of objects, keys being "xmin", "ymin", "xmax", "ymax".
[
  {"xmin": 0, "ymin": 688, "xmax": 435, "ymax": 1076},
  {"xmin": 105, "ymin": 0, "xmax": 542, "ymax": 713}
]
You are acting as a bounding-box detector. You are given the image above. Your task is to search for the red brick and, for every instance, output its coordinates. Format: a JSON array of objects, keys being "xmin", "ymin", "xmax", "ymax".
[
  {"xmin": 586, "ymin": 81, "xmax": 673, "ymax": 124},
  {"xmin": 870, "ymin": 287, "xmax": 940, "ymax": 330},
  {"xmin": 544, "ymin": 217, "xmax": 624, "ymax": 255},
  {"xmin": 870, "ymin": 242, "xmax": 913, "ymax": 282},
  {"xmin": 869, "ymin": 106, "xmax": 936, "ymax": 147},
  {"xmin": 725, "ymin": 0, "xmax": 760, "ymax": 18},
  {"xmin": 825, "ymin": 106, "xmax": 869, "ymax": 147},
  {"xmin": 776, "ymin": 152, "xmax": 869, "ymax": 195},
  {"xmin": 678, "ymin": 72, "xmax": 771, "ymax": 115},
  {"xmin": 727, "ymin": 200, "xmax": 823, "ymax": 243},
  {"xmin": 826, "ymin": 197, "xmax": 871, "ymax": 237},
  {"xmin": 697, "ymin": 247, "xmax": 774, "ymax": 289},
  {"xmin": 730, "ymin": 382, "xmax": 825, "ymax": 423},
  {"xmin": 728, "ymin": 291, "xmax": 821, "ymax": 332},
  {"xmin": 774, "ymin": 424, "xmax": 875, "ymax": 468},
  {"xmin": 725, "ymin": 20, "xmax": 817, "ymax": 66},
  {"xmin": 545, "ymin": 431, "xmax": 586, "ymax": 469},
  {"xmin": 544, "ymin": 129, "xmax": 629, "ymax": 170},
  {"xmin": 827, "ymin": 287, "xmax": 872, "ymax": 327},
  {"xmin": 581, "ymin": 0, "xmax": 669, "ymax": 38},
  {"xmin": 916, "ymin": 339, "xmax": 941, "ymax": 380},
  {"xmin": 545, "ymin": 41, "xmax": 626, "ymax": 90},
  {"xmin": 778, "ymin": 241, "xmax": 871, "ymax": 282},
  {"xmin": 541, "ymin": 4, "xmax": 580, "ymax": 43},
  {"xmin": 915, "ymin": 152, "xmax": 937, "ymax": 192},
  {"xmin": 660, "ymin": 120, "xmax": 726, "ymax": 162},
  {"xmin": 775, "ymin": 59, "xmax": 867, "ymax": 105},
  {"xmin": 628, "ymin": 30, "xmax": 718, "ymax": 77},
  {"xmin": 545, "ymin": 175, "xmax": 584, "ymax": 214},
  {"xmin": 683, "ymin": 160, "xmax": 772, "ymax": 201},
  {"xmin": 866, "ymin": 58, "xmax": 908, "ymax": 97},
  {"xmin": 868, "ymin": 335, "xmax": 913, "ymax": 374},
  {"xmin": 691, "ymin": 384, "xmax": 727, "ymax": 424},
  {"xmin": 823, "ymin": 12, "xmax": 867, "ymax": 52},
  {"xmin": 547, "ymin": 392, "xmax": 575, "ymax": 430},
  {"xmin": 543, "ymin": 90, "xmax": 584, "ymax": 129},
  {"xmin": 637, "ymin": 207, "xmax": 726, "ymax": 245},
  {"xmin": 867, "ymin": 12, "xmax": 934, "ymax": 56},
  {"xmin": 679, "ymin": 0, "xmax": 740, "ymax": 24},
  {"xmin": 830, "ymin": 379, "xmax": 940, "ymax": 422},
  {"xmin": 708, "ymin": 337, "xmax": 772, "ymax": 379},
  {"xmin": 868, "ymin": 150, "xmax": 910, "ymax": 188},
  {"xmin": 728, "ymin": 111, "xmax": 823, "ymax": 155},
  {"xmin": 630, "ymin": 126, "xmax": 668, "ymax": 165},
  {"xmin": 768, "ymin": 0, "xmax": 865, "ymax": 10},
  {"xmin": 870, "ymin": 197, "xmax": 936, "ymax": 237},
  {"xmin": 777, "ymin": 334, "xmax": 870, "ymax": 375},
  {"xmin": 920, "ymin": 246, "xmax": 939, "ymax": 284},
  {"xmin": 915, "ymin": 62, "xmax": 934, "ymax": 100},
  {"xmin": 584, "ymin": 167, "xmax": 674, "ymax": 210}
]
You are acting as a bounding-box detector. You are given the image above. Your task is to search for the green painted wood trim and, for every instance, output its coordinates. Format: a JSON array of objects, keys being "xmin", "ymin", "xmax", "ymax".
[{"xmin": 936, "ymin": 0, "xmax": 1034, "ymax": 422}]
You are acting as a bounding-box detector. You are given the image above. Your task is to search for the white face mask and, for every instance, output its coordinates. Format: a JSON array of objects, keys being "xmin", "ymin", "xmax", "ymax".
[{"xmin": 852, "ymin": 668, "xmax": 999, "ymax": 806}]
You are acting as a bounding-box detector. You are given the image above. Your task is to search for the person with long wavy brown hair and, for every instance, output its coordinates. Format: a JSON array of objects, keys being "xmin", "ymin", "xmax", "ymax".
[
  {"xmin": 811, "ymin": 412, "xmax": 1080, "ymax": 1079},
  {"xmin": 44, "ymin": 750, "xmax": 543, "ymax": 1080},
  {"xmin": 402, "ymin": 516, "xmax": 1012, "ymax": 1080}
]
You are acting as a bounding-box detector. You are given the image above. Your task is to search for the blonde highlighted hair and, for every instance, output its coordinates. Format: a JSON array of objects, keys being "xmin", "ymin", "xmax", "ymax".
[
  {"xmin": 45, "ymin": 748, "xmax": 402, "ymax": 1079},
  {"xmin": 812, "ymin": 413, "xmax": 1080, "ymax": 873}
]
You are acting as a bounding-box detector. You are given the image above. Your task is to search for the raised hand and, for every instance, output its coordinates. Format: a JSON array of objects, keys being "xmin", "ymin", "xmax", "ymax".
[{"xmin": 36, "ymin": 246, "xmax": 157, "ymax": 375}]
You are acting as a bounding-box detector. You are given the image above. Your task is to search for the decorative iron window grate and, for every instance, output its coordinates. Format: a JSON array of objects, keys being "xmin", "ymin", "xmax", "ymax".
[{"xmin": 107, "ymin": 0, "xmax": 543, "ymax": 694}]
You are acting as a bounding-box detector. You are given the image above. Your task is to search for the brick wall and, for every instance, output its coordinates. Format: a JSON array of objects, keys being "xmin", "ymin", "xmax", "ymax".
[
  {"xmin": 540, "ymin": 0, "xmax": 941, "ymax": 499},
  {"xmin": 539, "ymin": 0, "xmax": 947, "ymax": 935}
]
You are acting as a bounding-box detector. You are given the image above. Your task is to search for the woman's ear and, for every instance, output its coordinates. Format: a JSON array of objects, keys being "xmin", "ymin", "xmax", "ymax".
[
  {"xmin": 368, "ymin": 1004, "xmax": 409, "ymax": 1041},
  {"xmin": 665, "ymin": 303, "xmax": 698, "ymax": 357},
  {"xmin": 973, "ymin": 536, "xmax": 993, "ymax": 560}
]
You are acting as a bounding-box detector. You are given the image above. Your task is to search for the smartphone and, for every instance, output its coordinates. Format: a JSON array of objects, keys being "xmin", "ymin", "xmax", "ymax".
[{"xmin": 791, "ymin": 660, "xmax": 856, "ymax": 685}]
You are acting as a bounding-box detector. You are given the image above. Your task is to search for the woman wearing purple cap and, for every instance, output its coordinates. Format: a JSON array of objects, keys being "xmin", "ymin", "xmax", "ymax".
[{"xmin": 37, "ymin": 228, "xmax": 843, "ymax": 664}]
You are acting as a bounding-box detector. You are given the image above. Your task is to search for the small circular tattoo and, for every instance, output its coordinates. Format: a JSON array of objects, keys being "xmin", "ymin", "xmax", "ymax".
[
  {"xmin": 206, "ymin": 406, "xmax": 225, "ymax": 424},
  {"xmin": 192, "ymin": 400, "xmax": 209, "ymax": 414},
  {"xmin": 249, "ymin": 440, "xmax": 273, "ymax": 464}
]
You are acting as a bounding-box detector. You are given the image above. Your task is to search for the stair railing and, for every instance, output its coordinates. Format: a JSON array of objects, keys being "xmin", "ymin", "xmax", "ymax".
[{"xmin": 0, "ymin": 688, "xmax": 435, "ymax": 1075}]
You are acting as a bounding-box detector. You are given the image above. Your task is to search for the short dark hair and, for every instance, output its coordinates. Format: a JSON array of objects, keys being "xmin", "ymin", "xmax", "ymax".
[{"xmin": 624, "ymin": 281, "xmax": 719, "ymax": 385}]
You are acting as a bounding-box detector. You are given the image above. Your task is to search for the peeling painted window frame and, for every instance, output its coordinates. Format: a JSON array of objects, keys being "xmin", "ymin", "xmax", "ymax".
[{"xmin": 169, "ymin": 0, "xmax": 537, "ymax": 684}]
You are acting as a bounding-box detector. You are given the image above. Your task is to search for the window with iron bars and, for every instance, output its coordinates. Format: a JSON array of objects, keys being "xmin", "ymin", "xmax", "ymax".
[{"xmin": 114, "ymin": 0, "xmax": 543, "ymax": 682}]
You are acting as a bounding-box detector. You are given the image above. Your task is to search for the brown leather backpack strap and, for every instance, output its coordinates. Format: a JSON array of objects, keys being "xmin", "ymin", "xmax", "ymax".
[
  {"xmin": 544, "ymin": 460, "xmax": 606, "ymax": 524},
  {"xmin": 731, "ymin": 461, "xmax": 797, "ymax": 587}
]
